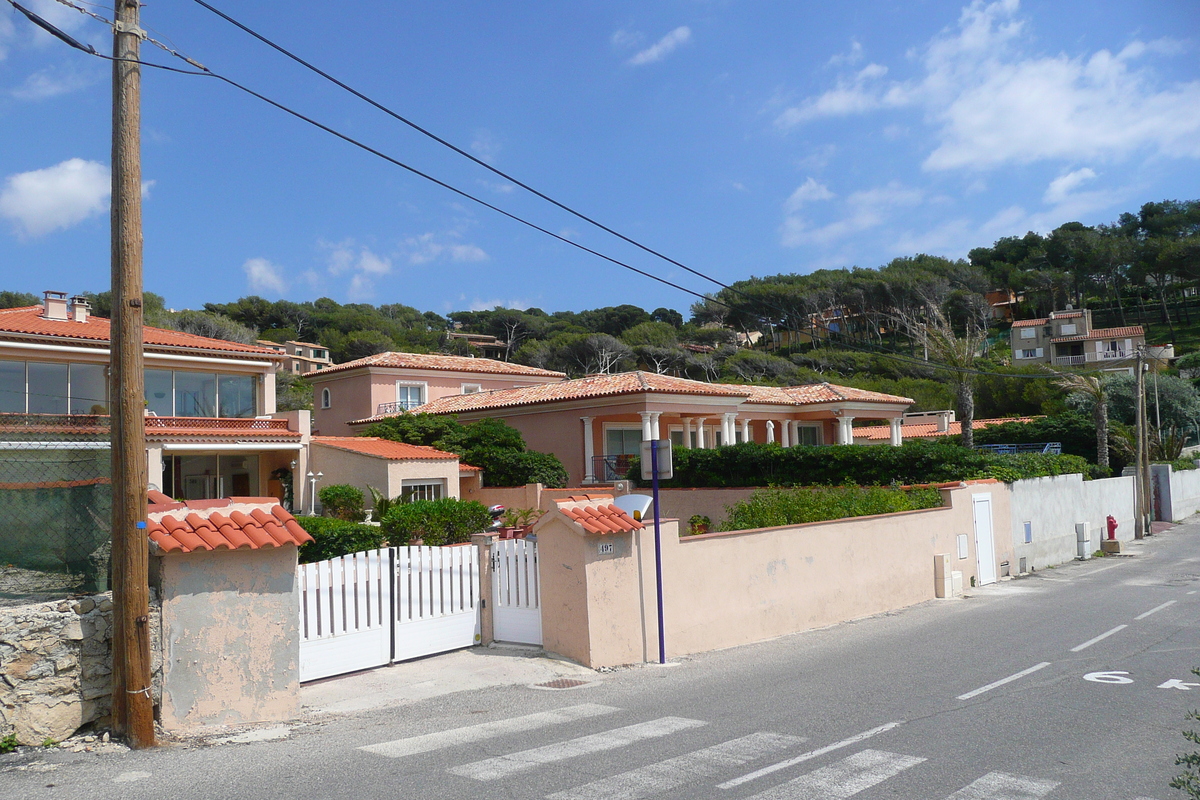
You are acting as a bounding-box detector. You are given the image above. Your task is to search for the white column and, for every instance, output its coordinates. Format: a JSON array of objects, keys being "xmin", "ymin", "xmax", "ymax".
[
  {"xmin": 790, "ymin": 420, "xmax": 801, "ymax": 446},
  {"xmin": 766, "ymin": 420, "xmax": 775, "ymax": 444},
  {"xmin": 696, "ymin": 418, "xmax": 707, "ymax": 449},
  {"xmin": 740, "ymin": 418, "xmax": 751, "ymax": 444},
  {"xmin": 837, "ymin": 416, "xmax": 855, "ymax": 444},
  {"xmin": 146, "ymin": 444, "xmax": 164, "ymax": 492},
  {"xmin": 650, "ymin": 412, "xmax": 662, "ymax": 441},
  {"xmin": 889, "ymin": 417, "xmax": 903, "ymax": 447},
  {"xmin": 640, "ymin": 412, "xmax": 653, "ymax": 442},
  {"xmin": 582, "ymin": 416, "xmax": 596, "ymax": 482},
  {"xmin": 723, "ymin": 413, "xmax": 737, "ymax": 445},
  {"xmin": 780, "ymin": 419, "xmax": 791, "ymax": 448},
  {"xmin": 682, "ymin": 417, "xmax": 692, "ymax": 448}
]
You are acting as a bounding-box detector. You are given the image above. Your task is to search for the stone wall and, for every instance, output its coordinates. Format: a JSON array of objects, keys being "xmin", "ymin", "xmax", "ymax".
[{"xmin": 0, "ymin": 592, "xmax": 161, "ymax": 744}]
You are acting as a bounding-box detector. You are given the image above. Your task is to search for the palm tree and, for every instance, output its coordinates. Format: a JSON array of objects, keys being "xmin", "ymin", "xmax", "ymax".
[
  {"xmin": 898, "ymin": 305, "xmax": 989, "ymax": 448},
  {"xmin": 1053, "ymin": 371, "xmax": 1110, "ymax": 469}
]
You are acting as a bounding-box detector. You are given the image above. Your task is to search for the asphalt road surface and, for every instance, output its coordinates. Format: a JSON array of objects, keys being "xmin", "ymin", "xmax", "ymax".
[{"xmin": 5, "ymin": 522, "xmax": 1199, "ymax": 800}]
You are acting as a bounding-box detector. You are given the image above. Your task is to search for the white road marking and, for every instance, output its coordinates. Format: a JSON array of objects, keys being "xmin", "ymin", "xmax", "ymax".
[
  {"xmin": 1084, "ymin": 671, "xmax": 1133, "ymax": 684},
  {"xmin": 449, "ymin": 716, "xmax": 707, "ymax": 781},
  {"xmin": 740, "ymin": 749, "xmax": 925, "ymax": 799},
  {"xmin": 719, "ymin": 722, "xmax": 904, "ymax": 790},
  {"xmin": 1158, "ymin": 679, "xmax": 1200, "ymax": 690},
  {"xmin": 1188, "ymin": 591, "xmax": 1196, "ymax": 595},
  {"xmin": 547, "ymin": 732, "xmax": 805, "ymax": 800},
  {"xmin": 957, "ymin": 663, "xmax": 1051, "ymax": 700},
  {"xmin": 359, "ymin": 703, "xmax": 619, "ymax": 758},
  {"xmin": 1070, "ymin": 624, "xmax": 1127, "ymax": 652},
  {"xmin": 1135, "ymin": 600, "xmax": 1176, "ymax": 620},
  {"xmin": 942, "ymin": 771, "xmax": 1059, "ymax": 799}
]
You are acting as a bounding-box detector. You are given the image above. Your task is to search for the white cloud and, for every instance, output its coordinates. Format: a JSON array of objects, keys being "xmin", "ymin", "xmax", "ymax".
[
  {"xmin": 0, "ymin": 14, "xmax": 16, "ymax": 61},
  {"xmin": 1043, "ymin": 167, "xmax": 1096, "ymax": 205},
  {"xmin": 449, "ymin": 244, "xmax": 488, "ymax": 263},
  {"xmin": 782, "ymin": 182, "xmax": 922, "ymax": 247},
  {"xmin": 611, "ymin": 29, "xmax": 643, "ymax": 50},
  {"xmin": 322, "ymin": 239, "xmax": 392, "ymax": 276},
  {"xmin": 784, "ymin": 178, "xmax": 834, "ymax": 213},
  {"xmin": 347, "ymin": 273, "xmax": 374, "ymax": 301},
  {"xmin": 827, "ymin": 40, "xmax": 864, "ymax": 68},
  {"xmin": 477, "ymin": 179, "xmax": 514, "ymax": 194},
  {"xmin": 628, "ymin": 26, "xmax": 691, "ymax": 66},
  {"xmin": 468, "ymin": 298, "xmax": 531, "ymax": 312},
  {"xmin": 0, "ymin": 158, "xmax": 109, "ymax": 238},
  {"xmin": 403, "ymin": 232, "xmax": 488, "ymax": 266},
  {"xmin": 243, "ymin": 258, "xmax": 286, "ymax": 295},
  {"xmin": 775, "ymin": 0, "xmax": 1200, "ymax": 171},
  {"xmin": 11, "ymin": 64, "xmax": 93, "ymax": 99},
  {"xmin": 470, "ymin": 130, "xmax": 501, "ymax": 162}
]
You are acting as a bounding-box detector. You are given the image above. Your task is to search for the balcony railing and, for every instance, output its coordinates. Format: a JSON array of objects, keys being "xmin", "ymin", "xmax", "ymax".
[
  {"xmin": 976, "ymin": 442, "xmax": 1062, "ymax": 455},
  {"xmin": 375, "ymin": 401, "xmax": 420, "ymax": 416},
  {"xmin": 592, "ymin": 454, "xmax": 636, "ymax": 482},
  {"xmin": 144, "ymin": 416, "xmax": 289, "ymax": 431},
  {"xmin": 1053, "ymin": 349, "xmax": 1131, "ymax": 366}
]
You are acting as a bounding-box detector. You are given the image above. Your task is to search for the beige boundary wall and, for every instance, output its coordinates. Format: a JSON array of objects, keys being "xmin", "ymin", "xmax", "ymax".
[{"xmin": 537, "ymin": 481, "xmax": 1008, "ymax": 668}]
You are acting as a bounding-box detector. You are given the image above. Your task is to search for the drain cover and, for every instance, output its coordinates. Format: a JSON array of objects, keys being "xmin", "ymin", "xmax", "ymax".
[{"xmin": 534, "ymin": 678, "xmax": 589, "ymax": 690}]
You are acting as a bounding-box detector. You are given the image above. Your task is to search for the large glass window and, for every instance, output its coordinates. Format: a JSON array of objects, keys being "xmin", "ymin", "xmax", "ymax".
[
  {"xmin": 0, "ymin": 360, "xmax": 24, "ymax": 413},
  {"xmin": 606, "ymin": 428, "xmax": 642, "ymax": 455},
  {"xmin": 218, "ymin": 455, "xmax": 259, "ymax": 497},
  {"xmin": 796, "ymin": 425, "xmax": 822, "ymax": 446},
  {"xmin": 145, "ymin": 369, "xmax": 173, "ymax": 416},
  {"xmin": 27, "ymin": 361, "xmax": 68, "ymax": 414},
  {"xmin": 218, "ymin": 374, "xmax": 257, "ymax": 418},
  {"xmin": 175, "ymin": 455, "xmax": 217, "ymax": 500},
  {"xmin": 401, "ymin": 479, "xmax": 444, "ymax": 502},
  {"xmin": 70, "ymin": 363, "xmax": 108, "ymax": 414},
  {"xmin": 175, "ymin": 372, "xmax": 217, "ymax": 417},
  {"xmin": 396, "ymin": 383, "xmax": 424, "ymax": 410}
]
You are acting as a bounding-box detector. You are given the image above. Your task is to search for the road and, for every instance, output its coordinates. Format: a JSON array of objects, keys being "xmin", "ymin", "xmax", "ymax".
[{"xmin": 5, "ymin": 523, "xmax": 1199, "ymax": 799}]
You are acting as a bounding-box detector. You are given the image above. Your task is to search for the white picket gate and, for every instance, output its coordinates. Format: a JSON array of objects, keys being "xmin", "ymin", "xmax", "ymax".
[
  {"xmin": 298, "ymin": 544, "xmax": 480, "ymax": 682},
  {"xmin": 492, "ymin": 539, "xmax": 542, "ymax": 645}
]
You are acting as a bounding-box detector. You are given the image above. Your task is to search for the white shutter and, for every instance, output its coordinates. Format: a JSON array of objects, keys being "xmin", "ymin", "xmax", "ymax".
[
  {"xmin": 1035, "ymin": 348, "xmax": 1044, "ymax": 358},
  {"xmin": 1124, "ymin": 339, "xmax": 1132, "ymax": 351},
  {"xmin": 1096, "ymin": 341, "xmax": 1104, "ymax": 353}
]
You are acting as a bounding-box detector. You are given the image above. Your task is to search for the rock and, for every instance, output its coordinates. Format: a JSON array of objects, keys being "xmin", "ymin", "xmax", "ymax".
[{"xmin": 73, "ymin": 599, "xmax": 96, "ymax": 615}]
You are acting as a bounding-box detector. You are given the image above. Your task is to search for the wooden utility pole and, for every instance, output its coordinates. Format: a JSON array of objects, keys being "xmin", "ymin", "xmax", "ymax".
[
  {"xmin": 1134, "ymin": 349, "xmax": 1147, "ymax": 540},
  {"xmin": 110, "ymin": 0, "xmax": 155, "ymax": 748}
]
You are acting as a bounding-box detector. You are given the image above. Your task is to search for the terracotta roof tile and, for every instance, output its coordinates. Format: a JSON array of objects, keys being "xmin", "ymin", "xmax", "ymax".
[
  {"xmin": 1050, "ymin": 326, "xmax": 1145, "ymax": 343},
  {"xmin": 0, "ymin": 305, "xmax": 282, "ymax": 357},
  {"xmin": 1011, "ymin": 318, "xmax": 1049, "ymax": 328},
  {"xmin": 853, "ymin": 416, "xmax": 1041, "ymax": 440},
  {"xmin": 147, "ymin": 498, "xmax": 313, "ymax": 554},
  {"xmin": 309, "ymin": 350, "xmax": 566, "ymax": 378},
  {"xmin": 312, "ymin": 436, "xmax": 460, "ymax": 461},
  {"xmin": 556, "ymin": 497, "xmax": 644, "ymax": 534}
]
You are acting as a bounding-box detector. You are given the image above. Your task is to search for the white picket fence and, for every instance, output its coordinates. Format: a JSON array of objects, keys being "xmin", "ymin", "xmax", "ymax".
[
  {"xmin": 492, "ymin": 539, "xmax": 542, "ymax": 646},
  {"xmin": 298, "ymin": 545, "xmax": 480, "ymax": 682}
]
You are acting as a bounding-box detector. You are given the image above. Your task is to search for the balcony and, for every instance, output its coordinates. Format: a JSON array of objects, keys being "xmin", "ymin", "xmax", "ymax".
[
  {"xmin": 1053, "ymin": 350, "xmax": 1131, "ymax": 366},
  {"xmin": 592, "ymin": 454, "xmax": 636, "ymax": 482},
  {"xmin": 375, "ymin": 401, "xmax": 420, "ymax": 416}
]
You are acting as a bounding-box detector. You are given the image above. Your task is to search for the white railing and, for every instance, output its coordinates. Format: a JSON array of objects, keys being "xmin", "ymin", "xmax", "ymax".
[{"xmin": 1053, "ymin": 349, "xmax": 1131, "ymax": 366}]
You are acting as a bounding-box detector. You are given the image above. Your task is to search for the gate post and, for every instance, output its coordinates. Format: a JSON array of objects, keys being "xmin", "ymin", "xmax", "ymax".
[{"xmin": 471, "ymin": 533, "xmax": 499, "ymax": 646}]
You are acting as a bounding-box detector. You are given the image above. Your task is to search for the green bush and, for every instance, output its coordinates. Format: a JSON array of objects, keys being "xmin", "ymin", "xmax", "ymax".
[
  {"xmin": 970, "ymin": 411, "xmax": 1125, "ymax": 471},
  {"xmin": 1170, "ymin": 458, "xmax": 1199, "ymax": 472},
  {"xmin": 294, "ymin": 516, "xmax": 387, "ymax": 563},
  {"xmin": 475, "ymin": 449, "xmax": 569, "ymax": 488},
  {"xmin": 721, "ymin": 484, "xmax": 944, "ymax": 532},
  {"xmin": 1172, "ymin": 666, "xmax": 1200, "ymax": 798},
  {"xmin": 380, "ymin": 498, "xmax": 492, "ymax": 547},
  {"xmin": 626, "ymin": 440, "xmax": 1091, "ymax": 489},
  {"xmin": 318, "ymin": 484, "xmax": 366, "ymax": 521}
]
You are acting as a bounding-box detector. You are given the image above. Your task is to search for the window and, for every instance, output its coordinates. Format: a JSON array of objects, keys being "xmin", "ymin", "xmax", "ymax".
[
  {"xmin": 321, "ymin": 388, "xmax": 331, "ymax": 409},
  {"xmin": 145, "ymin": 369, "xmax": 173, "ymax": 416},
  {"xmin": 69, "ymin": 363, "xmax": 108, "ymax": 414},
  {"xmin": 401, "ymin": 479, "xmax": 444, "ymax": 502},
  {"xmin": 1059, "ymin": 323, "xmax": 1077, "ymax": 336},
  {"xmin": 0, "ymin": 360, "xmax": 23, "ymax": 412},
  {"xmin": 27, "ymin": 362, "xmax": 68, "ymax": 414},
  {"xmin": 396, "ymin": 382, "xmax": 425, "ymax": 410},
  {"xmin": 218, "ymin": 374, "xmax": 257, "ymax": 418},
  {"xmin": 175, "ymin": 372, "xmax": 217, "ymax": 417},
  {"xmin": 1019, "ymin": 348, "xmax": 1042, "ymax": 360},
  {"xmin": 1020, "ymin": 328, "xmax": 1036, "ymax": 339},
  {"xmin": 606, "ymin": 428, "xmax": 642, "ymax": 456},
  {"xmin": 461, "ymin": 383, "xmax": 482, "ymax": 394},
  {"xmin": 164, "ymin": 454, "xmax": 260, "ymax": 500},
  {"xmin": 795, "ymin": 424, "xmax": 822, "ymax": 446}
]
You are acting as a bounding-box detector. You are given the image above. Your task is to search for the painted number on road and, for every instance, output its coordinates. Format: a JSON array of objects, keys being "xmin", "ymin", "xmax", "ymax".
[{"xmin": 1084, "ymin": 671, "xmax": 1134, "ymax": 684}]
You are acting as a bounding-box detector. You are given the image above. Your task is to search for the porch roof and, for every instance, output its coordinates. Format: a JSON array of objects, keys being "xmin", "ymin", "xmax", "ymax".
[
  {"xmin": 312, "ymin": 435, "xmax": 461, "ymax": 462},
  {"xmin": 1050, "ymin": 326, "xmax": 1145, "ymax": 344}
]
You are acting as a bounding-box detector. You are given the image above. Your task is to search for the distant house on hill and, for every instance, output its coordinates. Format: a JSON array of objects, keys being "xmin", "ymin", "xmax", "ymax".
[{"xmin": 1009, "ymin": 308, "xmax": 1162, "ymax": 372}]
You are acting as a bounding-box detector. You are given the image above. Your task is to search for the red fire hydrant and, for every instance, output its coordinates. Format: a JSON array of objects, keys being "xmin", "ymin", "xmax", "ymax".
[{"xmin": 1106, "ymin": 515, "xmax": 1118, "ymax": 541}]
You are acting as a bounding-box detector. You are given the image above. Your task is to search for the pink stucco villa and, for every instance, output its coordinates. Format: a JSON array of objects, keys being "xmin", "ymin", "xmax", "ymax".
[
  {"xmin": 305, "ymin": 351, "xmax": 566, "ymax": 437},
  {"xmin": 346, "ymin": 371, "xmax": 914, "ymax": 486}
]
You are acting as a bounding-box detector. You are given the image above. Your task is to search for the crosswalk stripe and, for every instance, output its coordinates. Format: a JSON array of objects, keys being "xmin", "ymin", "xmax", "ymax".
[
  {"xmin": 546, "ymin": 732, "xmax": 806, "ymax": 800},
  {"xmin": 449, "ymin": 716, "xmax": 708, "ymax": 781},
  {"xmin": 358, "ymin": 703, "xmax": 620, "ymax": 758},
  {"xmin": 741, "ymin": 749, "xmax": 925, "ymax": 799},
  {"xmin": 719, "ymin": 722, "xmax": 904, "ymax": 790},
  {"xmin": 942, "ymin": 771, "xmax": 1059, "ymax": 799}
]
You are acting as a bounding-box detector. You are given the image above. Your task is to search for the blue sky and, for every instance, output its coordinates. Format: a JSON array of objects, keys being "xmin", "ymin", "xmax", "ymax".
[{"xmin": 0, "ymin": 0, "xmax": 1197, "ymax": 317}]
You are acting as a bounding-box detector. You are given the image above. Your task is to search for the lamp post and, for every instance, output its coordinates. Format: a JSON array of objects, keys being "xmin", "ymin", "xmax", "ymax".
[{"xmin": 307, "ymin": 471, "xmax": 323, "ymax": 515}]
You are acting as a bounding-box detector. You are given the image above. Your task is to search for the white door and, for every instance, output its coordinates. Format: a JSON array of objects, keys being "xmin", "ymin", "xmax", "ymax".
[
  {"xmin": 492, "ymin": 539, "xmax": 542, "ymax": 645},
  {"xmin": 972, "ymin": 494, "xmax": 997, "ymax": 586}
]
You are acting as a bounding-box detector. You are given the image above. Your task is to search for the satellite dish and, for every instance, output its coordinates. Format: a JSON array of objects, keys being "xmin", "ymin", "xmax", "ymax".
[{"xmin": 613, "ymin": 494, "xmax": 653, "ymax": 520}]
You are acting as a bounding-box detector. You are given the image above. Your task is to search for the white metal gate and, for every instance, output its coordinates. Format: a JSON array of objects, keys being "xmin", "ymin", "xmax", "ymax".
[
  {"xmin": 972, "ymin": 494, "xmax": 997, "ymax": 586},
  {"xmin": 299, "ymin": 545, "xmax": 480, "ymax": 682},
  {"xmin": 492, "ymin": 539, "xmax": 541, "ymax": 645}
]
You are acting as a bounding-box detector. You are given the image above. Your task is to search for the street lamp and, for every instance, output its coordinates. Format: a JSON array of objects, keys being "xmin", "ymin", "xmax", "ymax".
[{"xmin": 307, "ymin": 471, "xmax": 323, "ymax": 515}]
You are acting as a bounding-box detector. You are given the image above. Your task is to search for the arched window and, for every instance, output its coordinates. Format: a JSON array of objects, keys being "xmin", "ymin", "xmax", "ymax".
[{"xmin": 321, "ymin": 388, "xmax": 331, "ymax": 409}]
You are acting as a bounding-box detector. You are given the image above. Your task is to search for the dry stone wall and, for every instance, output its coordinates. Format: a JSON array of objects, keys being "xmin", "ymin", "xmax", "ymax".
[{"xmin": 0, "ymin": 592, "xmax": 161, "ymax": 744}]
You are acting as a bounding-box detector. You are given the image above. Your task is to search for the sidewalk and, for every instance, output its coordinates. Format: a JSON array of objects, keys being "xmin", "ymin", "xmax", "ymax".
[{"xmin": 300, "ymin": 645, "xmax": 598, "ymax": 716}]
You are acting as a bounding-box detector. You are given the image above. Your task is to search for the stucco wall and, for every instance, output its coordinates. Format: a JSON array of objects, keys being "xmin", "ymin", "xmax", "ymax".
[
  {"xmin": 538, "ymin": 482, "xmax": 1006, "ymax": 668},
  {"xmin": 1008, "ymin": 474, "xmax": 1135, "ymax": 570},
  {"xmin": 1164, "ymin": 464, "xmax": 1200, "ymax": 521},
  {"xmin": 0, "ymin": 593, "xmax": 162, "ymax": 743},
  {"xmin": 309, "ymin": 444, "xmax": 462, "ymax": 507},
  {"xmin": 157, "ymin": 546, "xmax": 300, "ymax": 730}
]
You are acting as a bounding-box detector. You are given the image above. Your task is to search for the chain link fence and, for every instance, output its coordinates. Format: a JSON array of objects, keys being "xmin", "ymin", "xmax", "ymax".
[{"xmin": 0, "ymin": 414, "xmax": 112, "ymax": 606}]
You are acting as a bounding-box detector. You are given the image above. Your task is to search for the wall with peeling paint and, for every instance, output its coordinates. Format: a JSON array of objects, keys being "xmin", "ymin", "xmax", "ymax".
[{"xmin": 157, "ymin": 546, "xmax": 300, "ymax": 730}]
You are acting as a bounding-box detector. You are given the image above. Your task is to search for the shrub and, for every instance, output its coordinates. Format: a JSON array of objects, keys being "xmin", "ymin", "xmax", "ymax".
[
  {"xmin": 318, "ymin": 484, "xmax": 366, "ymax": 521},
  {"xmin": 721, "ymin": 484, "xmax": 944, "ymax": 532},
  {"xmin": 380, "ymin": 498, "xmax": 492, "ymax": 547},
  {"xmin": 294, "ymin": 516, "xmax": 387, "ymax": 563},
  {"xmin": 626, "ymin": 440, "xmax": 1091, "ymax": 489},
  {"xmin": 474, "ymin": 449, "xmax": 569, "ymax": 488},
  {"xmin": 1172, "ymin": 666, "xmax": 1200, "ymax": 798},
  {"xmin": 1170, "ymin": 458, "xmax": 1199, "ymax": 472}
]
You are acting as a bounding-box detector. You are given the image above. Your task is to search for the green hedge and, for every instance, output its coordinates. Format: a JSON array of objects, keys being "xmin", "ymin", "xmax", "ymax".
[
  {"xmin": 627, "ymin": 440, "xmax": 1092, "ymax": 488},
  {"xmin": 721, "ymin": 485, "xmax": 944, "ymax": 532},
  {"xmin": 294, "ymin": 516, "xmax": 387, "ymax": 564},
  {"xmin": 379, "ymin": 498, "xmax": 492, "ymax": 547}
]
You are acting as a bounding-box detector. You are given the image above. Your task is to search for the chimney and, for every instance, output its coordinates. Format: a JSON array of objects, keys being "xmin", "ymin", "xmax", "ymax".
[
  {"xmin": 68, "ymin": 296, "xmax": 90, "ymax": 323},
  {"xmin": 41, "ymin": 291, "xmax": 69, "ymax": 321},
  {"xmin": 937, "ymin": 411, "xmax": 951, "ymax": 432}
]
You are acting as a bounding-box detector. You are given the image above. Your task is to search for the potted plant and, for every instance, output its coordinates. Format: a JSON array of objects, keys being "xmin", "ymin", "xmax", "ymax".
[
  {"xmin": 688, "ymin": 514, "xmax": 711, "ymax": 535},
  {"xmin": 501, "ymin": 507, "xmax": 543, "ymax": 538}
]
